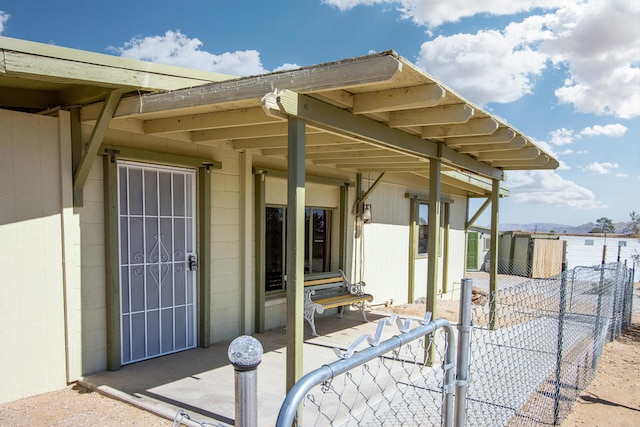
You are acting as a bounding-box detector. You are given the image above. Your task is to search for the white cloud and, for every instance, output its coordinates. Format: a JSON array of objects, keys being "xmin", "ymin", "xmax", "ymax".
[
  {"xmin": 506, "ymin": 170, "xmax": 605, "ymax": 209},
  {"xmin": 272, "ymin": 63, "xmax": 301, "ymax": 72},
  {"xmin": 0, "ymin": 11, "xmax": 9, "ymax": 34},
  {"xmin": 543, "ymin": 0, "xmax": 640, "ymax": 118},
  {"xmin": 416, "ymin": 18, "xmax": 550, "ymax": 105},
  {"xmin": 616, "ymin": 173, "xmax": 629, "ymax": 178},
  {"xmin": 580, "ymin": 162, "xmax": 619, "ymax": 175},
  {"xmin": 113, "ymin": 31, "xmax": 268, "ymax": 76},
  {"xmin": 549, "ymin": 128, "xmax": 575, "ymax": 145},
  {"xmin": 405, "ymin": 1, "xmax": 640, "ymax": 116},
  {"xmin": 580, "ymin": 124, "xmax": 628, "ymax": 137},
  {"xmin": 322, "ymin": 0, "xmax": 567, "ymax": 28}
]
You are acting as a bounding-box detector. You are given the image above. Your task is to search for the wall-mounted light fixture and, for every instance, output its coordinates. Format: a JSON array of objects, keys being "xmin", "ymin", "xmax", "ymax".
[{"xmin": 362, "ymin": 203, "xmax": 372, "ymax": 223}]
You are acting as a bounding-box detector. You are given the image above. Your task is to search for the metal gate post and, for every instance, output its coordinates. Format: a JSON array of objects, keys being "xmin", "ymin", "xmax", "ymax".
[
  {"xmin": 454, "ymin": 278, "xmax": 473, "ymax": 427},
  {"xmin": 228, "ymin": 336, "xmax": 264, "ymax": 427}
]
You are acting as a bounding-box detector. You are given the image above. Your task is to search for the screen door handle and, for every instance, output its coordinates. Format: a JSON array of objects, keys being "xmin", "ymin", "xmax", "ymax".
[{"xmin": 187, "ymin": 254, "xmax": 198, "ymax": 271}]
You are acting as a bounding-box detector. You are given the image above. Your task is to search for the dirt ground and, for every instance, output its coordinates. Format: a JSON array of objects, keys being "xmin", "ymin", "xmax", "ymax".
[{"xmin": 1, "ymin": 300, "xmax": 638, "ymax": 426}]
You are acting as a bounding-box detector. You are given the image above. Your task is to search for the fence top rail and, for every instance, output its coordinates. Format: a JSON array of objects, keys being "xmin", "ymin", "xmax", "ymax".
[{"xmin": 275, "ymin": 316, "xmax": 455, "ymax": 426}]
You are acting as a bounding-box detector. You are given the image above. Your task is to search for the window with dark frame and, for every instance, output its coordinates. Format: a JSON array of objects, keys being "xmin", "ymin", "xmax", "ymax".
[
  {"xmin": 417, "ymin": 202, "xmax": 428, "ymax": 255},
  {"xmin": 415, "ymin": 202, "xmax": 446, "ymax": 256},
  {"xmin": 265, "ymin": 207, "xmax": 285, "ymax": 292},
  {"xmin": 264, "ymin": 206, "xmax": 332, "ymax": 293}
]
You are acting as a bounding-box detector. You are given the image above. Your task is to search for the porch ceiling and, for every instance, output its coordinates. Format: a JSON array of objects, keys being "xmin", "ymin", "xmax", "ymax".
[{"xmin": 80, "ymin": 51, "xmax": 557, "ymax": 195}]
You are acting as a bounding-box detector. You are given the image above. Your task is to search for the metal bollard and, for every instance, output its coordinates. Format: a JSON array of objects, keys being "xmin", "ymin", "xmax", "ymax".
[{"xmin": 228, "ymin": 336, "xmax": 263, "ymax": 427}]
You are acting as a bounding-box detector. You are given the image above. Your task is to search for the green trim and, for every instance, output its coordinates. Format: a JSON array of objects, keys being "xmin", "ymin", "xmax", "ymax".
[
  {"xmin": 101, "ymin": 145, "xmax": 221, "ymax": 170},
  {"xmin": 252, "ymin": 166, "xmax": 353, "ymax": 187},
  {"xmin": 408, "ymin": 197, "xmax": 418, "ymax": 303},
  {"xmin": 286, "ymin": 117, "xmax": 306, "ymax": 392},
  {"xmin": 70, "ymin": 107, "xmax": 83, "ymax": 173},
  {"xmin": 339, "ymin": 184, "xmax": 349, "ymax": 271},
  {"xmin": 254, "ymin": 172, "xmax": 266, "ymax": 333},
  {"xmin": 74, "ymin": 89, "xmax": 124, "ymax": 206},
  {"xmin": 264, "ymin": 90, "xmax": 504, "ymax": 180},
  {"xmin": 198, "ymin": 167, "xmax": 212, "ymax": 347},
  {"xmin": 426, "ymin": 159, "xmax": 441, "ymax": 317},
  {"xmin": 103, "ymin": 155, "xmax": 121, "ymax": 371},
  {"xmin": 442, "ymin": 203, "xmax": 451, "ymax": 294}
]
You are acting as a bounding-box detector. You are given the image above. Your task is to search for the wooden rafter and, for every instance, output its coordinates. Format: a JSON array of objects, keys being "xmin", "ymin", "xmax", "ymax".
[
  {"xmin": 352, "ymin": 84, "xmax": 445, "ymax": 114},
  {"xmin": 421, "ymin": 117, "xmax": 498, "ymax": 139},
  {"xmin": 389, "ymin": 104, "xmax": 474, "ymax": 127}
]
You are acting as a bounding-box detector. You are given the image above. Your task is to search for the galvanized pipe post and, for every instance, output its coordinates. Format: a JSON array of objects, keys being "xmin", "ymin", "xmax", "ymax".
[
  {"xmin": 553, "ymin": 258, "xmax": 568, "ymax": 426},
  {"xmin": 454, "ymin": 278, "xmax": 473, "ymax": 427},
  {"xmin": 228, "ymin": 336, "xmax": 264, "ymax": 427},
  {"xmin": 592, "ymin": 248, "xmax": 606, "ymax": 368}
]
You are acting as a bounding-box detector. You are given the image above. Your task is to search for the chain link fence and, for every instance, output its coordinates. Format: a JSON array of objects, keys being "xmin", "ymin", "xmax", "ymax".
[
  {"xmin": 466, "ymin": 261, "xmax": 635, "ymax": 426},
  {"xmin": 274, "ymin": 260, "xmax": 635, "ymax": 426}
]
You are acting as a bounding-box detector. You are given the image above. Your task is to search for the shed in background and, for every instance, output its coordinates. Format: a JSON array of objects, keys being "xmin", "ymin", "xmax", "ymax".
[{"xmin": 498, "ymin": 231, "xmax": 564, "ymax": 279}]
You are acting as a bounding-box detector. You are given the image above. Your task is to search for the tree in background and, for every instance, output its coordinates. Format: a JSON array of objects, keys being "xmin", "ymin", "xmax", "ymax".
[
  {"xmin": 591, "ymin": 217, "xmax": 615, "ymax": 234},
  {"xmin": 623, "ymin": 210, "xmax": 639, "ymax": 237},
  {"xmin": 625, "ymin": 211, "xmax": 640, "ymax": 264}
]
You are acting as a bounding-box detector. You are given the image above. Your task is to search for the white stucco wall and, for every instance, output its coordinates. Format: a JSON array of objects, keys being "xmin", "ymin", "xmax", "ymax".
[
  {"xmin": 355, "ymin": 182, "xmax": 468, "ymax": 306},
  {"xmin": 0, "ymin": 109, "xmax": 70, "ymax": 403}
]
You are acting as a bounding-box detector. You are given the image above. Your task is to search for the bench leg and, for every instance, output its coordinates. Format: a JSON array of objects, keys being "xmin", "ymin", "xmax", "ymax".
[
  {"xmin": 336, "ymin": 306, "xmax": 345, "ymax": 319},
  {"xmin": 357, "ymin": 301, "xmax": 369, "ymax": 322},
  {"xmin": 304, "ymin": 303, "xmax": 324, "ymax": 337}
]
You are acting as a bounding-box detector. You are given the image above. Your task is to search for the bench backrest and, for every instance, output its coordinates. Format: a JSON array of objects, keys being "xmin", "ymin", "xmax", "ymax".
[{"xmin": 300, "ymin": 271, "xmax": 347, "ymax": 291}]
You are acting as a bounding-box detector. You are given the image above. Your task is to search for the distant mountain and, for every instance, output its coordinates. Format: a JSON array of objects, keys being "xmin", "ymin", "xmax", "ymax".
[{"xmin": 500, "ymin": 221, "xmax": 633, "ymax": 234}]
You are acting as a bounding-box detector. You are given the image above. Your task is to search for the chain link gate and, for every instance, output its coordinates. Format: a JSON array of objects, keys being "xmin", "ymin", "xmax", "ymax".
[{"xmin": 276, "ymin": 313, "xmax": 459, "ymax": 426}]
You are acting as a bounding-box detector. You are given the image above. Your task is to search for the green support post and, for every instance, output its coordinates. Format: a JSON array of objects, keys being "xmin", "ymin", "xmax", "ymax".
[{"xmin": 286, "ymin": 117, "xmax": 306, "ymax": 392}]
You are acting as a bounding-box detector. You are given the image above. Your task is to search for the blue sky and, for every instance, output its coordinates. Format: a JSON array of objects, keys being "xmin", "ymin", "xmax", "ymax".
[{"xmin": 1, "ymin": 0, "xmax": 638, "ymax": 227}]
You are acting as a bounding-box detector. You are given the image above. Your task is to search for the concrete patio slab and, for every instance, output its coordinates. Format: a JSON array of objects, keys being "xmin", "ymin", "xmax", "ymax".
[{"xmin": 81, "ymin": 311, "xmax": 394, "ymax": 426}]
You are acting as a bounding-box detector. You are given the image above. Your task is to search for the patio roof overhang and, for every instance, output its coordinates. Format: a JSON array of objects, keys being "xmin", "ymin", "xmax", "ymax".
[
  {"xmin": 77, "ymin": 50, "xmax": 558, "ymax": 194},
  {"xmin": 1, "ymin": 38, "xmax": 556, "ymax": 195}
]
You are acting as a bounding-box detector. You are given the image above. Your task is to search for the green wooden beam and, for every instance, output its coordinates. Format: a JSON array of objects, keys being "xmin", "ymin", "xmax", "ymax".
[
  {"xmin": 442, "ymin": 203, "xmax": 451, "ymax": 294},
  {"xmin": 73, "ymin": 89, "xmax": 124, "ymax": 206},
  {"xmin": 426, "ymin": 158, "xmax": 441, "ymax": 365},
  {"xmin": 198, "ymin": 167, "xmax": 212, "ymax": 347},
  {"xmin": 286, "ymin": 116, "xmax": 306, "ymax": 393},
  {"xmin": 426, "ymin": 158, "xmax": 441, "ymax": 317},
  {"xmin": 103, "ymin": 155, "xmax": 121, "ymax": 371},
  {"xmin": 339, "ymin": 184, "xmax": 349, "ymax": 271},
  {"xmin": 70, "ymin": 107, "xmax": 83, "ymax": 176},
  {"xmin": 254, "ymin": 171, "xmax": 266, "ymax": 334},
  {"xmin": 100, "ymin": 145, "xmax": 222, "ymax": 170},
  {"xmin": 262, "ymin": 89, "xmax": 504, "ymax": 181},
  {"xmin": 466, "ymin": 197, "xmax": 492, "ymax": 230},
  {"xmin": 408, "ymin": 197, "xmax": 418, "ymax": 303}
]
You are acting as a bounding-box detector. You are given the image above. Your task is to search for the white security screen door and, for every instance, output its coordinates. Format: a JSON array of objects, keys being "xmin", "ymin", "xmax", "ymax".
[{"xmin": 118, "ymin": 161, "xmax": 197, "ymax": 364}]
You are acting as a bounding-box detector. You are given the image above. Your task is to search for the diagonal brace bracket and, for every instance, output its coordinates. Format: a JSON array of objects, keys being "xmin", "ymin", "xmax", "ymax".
[{"xmin": 73, "ymin": 89, "xmax": 125, "ymax": 206}]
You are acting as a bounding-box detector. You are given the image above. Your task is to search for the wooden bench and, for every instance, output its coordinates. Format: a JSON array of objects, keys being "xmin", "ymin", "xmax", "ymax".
[{"xmin": 302, "ymin": 269, "xmax": 373, "ymax": 336}]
